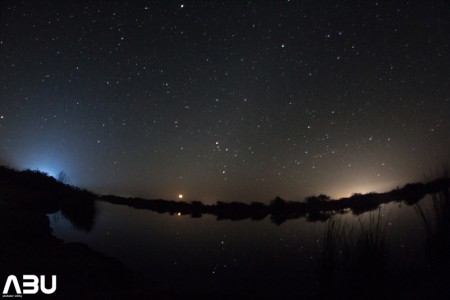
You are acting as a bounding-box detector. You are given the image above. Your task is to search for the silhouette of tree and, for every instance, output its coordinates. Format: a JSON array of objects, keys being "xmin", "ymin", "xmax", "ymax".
[
  {"xmin": 306, "ymin": 194, "xmax": 330, "ymax": 205},
  {"xmin": 57, "ymin": 171, "xmax": 70, "ymax": 184},
  {"xmin": 270, "ymin": 196, "xmax": 286, "ymax": 208}
]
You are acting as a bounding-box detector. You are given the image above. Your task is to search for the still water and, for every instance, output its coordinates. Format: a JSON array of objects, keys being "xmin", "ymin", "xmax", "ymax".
[{"xmin": 49, "ymin": 198, "xmax": 428, "ymax": 298}]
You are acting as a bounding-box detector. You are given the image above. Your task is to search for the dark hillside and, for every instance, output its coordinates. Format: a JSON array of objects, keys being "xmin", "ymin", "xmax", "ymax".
[{"xmin": 0, "ymin": 166, "xmax": 170, "ymax": 299}]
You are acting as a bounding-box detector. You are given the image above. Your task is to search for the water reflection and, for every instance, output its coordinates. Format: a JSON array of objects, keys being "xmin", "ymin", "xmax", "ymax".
[
  {"xmin": 49, "ymin": 190, "xmax": 450, "ymax": 299},
  {"xmin": 415, "ymin": 188, "xmax": 450, "ymax": 268},
  {"xmin": 51, "ymin": 201, "xmax": 323, "ymax": 298},
  {"xmin": 60, "ymin": 195, "xmax": 97, "ymax": 232},
  {"xmin": 317, "ymin": 209, "xmax": 391, "ymax": 298},
  {"xmin": 100, "ymin": 177, "xmax": 450, "ymax": 226},
  {"xmin": 5, "ymin": 165, "xmax": 449, "ymax": 297},
  {"xmin": 44, "ymin": 174, "xmax": 450, "ymax": 299}
]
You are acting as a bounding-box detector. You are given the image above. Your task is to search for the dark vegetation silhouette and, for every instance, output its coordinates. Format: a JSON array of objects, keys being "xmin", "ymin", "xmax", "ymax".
[
  {"xmin": 101, "ymin": 176, "xmax": 450, "ymax": 225},
  {"xmin": 315, "ymin": 209, "xmax": 390, "ymax": 299},
  {"xmin": 2, "ymin": 164, "xmax": 450, "ymax": 299},
  {"xmin": 57, "ymin": 170, "xmax": 70, "ymax": 184},
  {"xmin": 313, "ymin": 166, "xmax": 450, "ymax": 300},
  {"xmin": 415, "ymin": 189, "xmax": 450, "ymax": 266},
  {"xmin": 414, "ymin": 166, "xmax": 450, "ymax": 286},
  {"xmin": 0, "ymin": 166, "xmax": 95, "ymax": 231},
  {"xmin": 0, "ymin": 166, "xmax": 166, "ymax": 299}
]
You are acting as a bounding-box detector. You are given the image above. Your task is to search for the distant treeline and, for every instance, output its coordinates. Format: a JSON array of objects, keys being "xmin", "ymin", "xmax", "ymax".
[
  {"xmin": 2, "ymin": 164, "xmax": 449, "ymax": 225},
  {"xmin": 101, "ymin": 177, "xmax": 450, "ymax": 225}
]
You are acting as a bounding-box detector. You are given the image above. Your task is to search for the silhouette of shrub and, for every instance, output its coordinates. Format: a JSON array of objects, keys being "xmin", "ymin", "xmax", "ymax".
[
  {"xmin": 415, "ymin": 188, "xmax": 450, "ymax": 268},
  {"xmin": 270, "ymin": 196, "xmax": 286, "ymax": 208},
  {"xmin": 57, "ymin": 171, "xmax": 70, "ymax": 184},
  {"xmin": 317, "ymin": 209, "xmax": 390, "ymax": 297},
  {"xmin": 306, "ymin": 194, "xmax": 331, "ymax": 205},
  {"xmin": 0, "ymin": 166, "xmax": 97, "ymax": 231}
]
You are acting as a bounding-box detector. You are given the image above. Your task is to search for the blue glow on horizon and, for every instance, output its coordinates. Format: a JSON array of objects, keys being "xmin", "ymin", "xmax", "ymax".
[{"xmin": 34, "ymin": 166, "xmax": 58, "ymax": 178}]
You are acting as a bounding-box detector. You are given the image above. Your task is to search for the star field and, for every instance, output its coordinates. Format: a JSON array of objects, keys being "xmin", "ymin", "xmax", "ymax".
[{"xmin": 1, "ymin": 0, "xmax": 449, "ymax": 202}]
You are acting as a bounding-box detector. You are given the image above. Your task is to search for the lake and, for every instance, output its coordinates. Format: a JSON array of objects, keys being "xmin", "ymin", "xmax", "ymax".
[{"xmin": 48, "ymin": 195, "xmax": 439, "ymax": 299}]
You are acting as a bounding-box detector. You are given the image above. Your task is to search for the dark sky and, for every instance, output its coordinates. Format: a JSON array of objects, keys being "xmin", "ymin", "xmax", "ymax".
[{"xmin": 1, "ymin": 0, "xmax": 449, "ymax": 203}]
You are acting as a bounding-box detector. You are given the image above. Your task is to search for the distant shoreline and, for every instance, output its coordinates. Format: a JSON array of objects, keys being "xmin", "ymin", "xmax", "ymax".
[
  {"xmin": 2, "ymin": 164, "xmax": 449, "ymax": 225},
  {"xmin": 101, "ymin": 177, "xmax": 450, "ymax": 225},
  {"xmin": 2, "ymin": 164, "xmax": 450, "ymax": 298}
]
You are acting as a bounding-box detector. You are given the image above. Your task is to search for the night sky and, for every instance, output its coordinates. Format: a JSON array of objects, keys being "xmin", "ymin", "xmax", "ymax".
[{"xmin": 1, "ymin": 0, "xmax": 449, "ymax": 203}]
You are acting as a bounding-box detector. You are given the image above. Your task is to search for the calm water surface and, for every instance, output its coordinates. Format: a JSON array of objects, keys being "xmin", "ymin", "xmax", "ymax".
[{"xmin": 49, "ymin": 198, "xmax": 429, "ymax": 298}]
